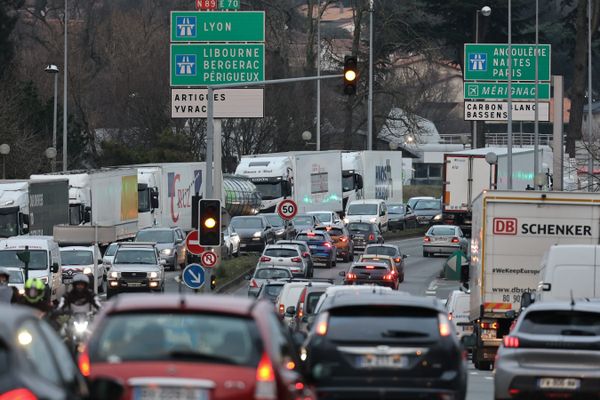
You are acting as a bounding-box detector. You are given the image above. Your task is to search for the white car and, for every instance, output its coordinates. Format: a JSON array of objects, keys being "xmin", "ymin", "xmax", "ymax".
[
  {"xmin": 102, "ymin": 242, "xmax": 118, "ymax": 272},
  {"xmin": 259, "ymin": 244, "xmax": 309, "ymax": 277},
  {"xmin": 445, "ymin": 290, "xmax": 472, "ymax": 339},
  {"xmin": 277, "ymin": 281, "xmax": 331, "ymax": 326},
  {"xmin": 60, "ymin": 245, "xmax": 105, "ymax": 293},
  {"xmin": 223, "ymin": 225, "xmax": 241, "ymax": 258},
  {"xmin": 307, "ymin": 211, "xmax": 343, "ymax": 228},
  {"xmin": 344, "ymin": 199, "xmax": 389, "ymax": 231}
]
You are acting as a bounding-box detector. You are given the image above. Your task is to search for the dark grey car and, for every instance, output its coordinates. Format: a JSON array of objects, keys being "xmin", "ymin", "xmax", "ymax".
[
  {"xmin": 263, "ymin": 213, "xmax": 297, "ymax": 241},
  {"xmin": 230, "ymin": 215, "xmax": 277, "ymax": 252},
  {"xmin": 412, "ymin": 198, "xmax": 442, "ymax": 226}
]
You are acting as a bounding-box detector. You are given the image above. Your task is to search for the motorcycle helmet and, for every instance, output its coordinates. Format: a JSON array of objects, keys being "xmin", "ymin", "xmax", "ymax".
[
  {"xmin": 72, "ymin": 273, "xmax": 89, "ymax": 293},
  {"xmin": 24, "ymin": 278, "xmax": 45, "ymax": 303}
]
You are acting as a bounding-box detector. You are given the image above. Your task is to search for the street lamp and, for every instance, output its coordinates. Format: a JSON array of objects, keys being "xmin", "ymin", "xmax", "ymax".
[
  {"xmin": 0, "ymin": 144, "xmax": 10, "ymax": 179},
  {"xmin": 63, "ymin": 0, "xmax": 68, "ymax": 172},
  {"xmin": 45, "ymin": 64, "xmax": 59, "ymax": 172},
  {"xmin": 302, "ymin": 130, "xmax": 316, "ymax": 148},
  {"xmin": 485, "ymin": 152, "xmax": 498, "ymax": 190},
  {"xmin": 473, "ymin": 6, "xmax": 491, "ymax": 150},
  {"xmin": 45, "ymin": 147, "xmax": 57, "ymax": 171}
]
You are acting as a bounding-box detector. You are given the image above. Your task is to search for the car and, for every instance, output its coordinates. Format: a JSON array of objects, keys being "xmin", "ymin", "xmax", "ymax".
[
  {"xmin": 258, "ymin": 244, "xmax": 310, "ymax": 277},
  {"xmin": 256, "ymin": 280, "xmax": 287, "ymax": 304},
  {"xmin": 313, "ymin": 285, "xmax": 395, "ymax": 316},
  {"xmin": 344, "ymin": 199, "xmax": 389, "ymax": 231},
  {"xmin": 364, "ymin": 243, "xmax": 407, "ymax": 265},
  {"xmin": 6, "ymin": 266, "xmax": 25, "ymax": 295},
  {"xmin": 106, "ymin": 242, "xmax": 166, "ymax": 298},
  {"xmin": 445, "ymin": 290, "xmax": 472, "ymax": 340},
  {"xmin": 263, "ymin": 213, "xmax": 297, "ymax": 241},
  {"xmin": 222, "ymin": 224, "xmax": 241, "ymax": 258},
  {"xmin": 276, "ymin": 240, "xmax": 315, "ymax": 277},
  {"xmin": 302, "ymin": 293, "xmax": 467, "ymax": 400},
  {"xmin": 347, "ymin": 222, "xmax": 383, "ymax": 253},
  {"xmin": 413, "ymin": 198, "xmax": 443, "ymax": 226},
  {"xmin": 83, "ymin": 294, "xmax": 316, "ymax": 400},
  {"xmin": 102, "ymin": 242, "xmax": 119, "ymax": 272},
  {"xmin": 135, "ymin": 227, "xmax": 186, "ymax": 270},
  {"xmin": 295, "ymin": 230, "xmax": 337, "ymax": 268},
  {"xmin": 358, "ymin": 254, "xmax": 404, "ymax": 283},
  {"xmin": 407, "ymin": 196, "xmax": 436, "ymax": 210},
  {"xmin": 315, "ymin": 226, "xmax": 354, "ymax": 262},
  {"xmin": 246, "ymin": 266, "xmax": 293, "ymax": 297},
  {"xmin": 60, "ymin": 245, "xmax": 105, "ymax": 293},
  {"xmin": 230, "ymin": 215, "xmax": 277, "ymax": 252},
  {"xmin": 292, "ymin": 214, "xmax": 324, "ymax": 231},
  {"xmin": 0, "ymin": 304, "xmax": 90, "ymax": 399},
  {"xmin": 387, "ymin": 203, "xmax": 417, "ymax": 230},
  {"xmin": 495, "ymin": 301, "xmax": 600, "ymax": 400},
  {"xmin": 340, "ymin": 261, "xmax": 401, "ymax": 290},
  {"xmin": 287, "ymin": 283, "xmax": 331, "ymax": 334},
  {"xmin": 306, "ymin": 211, "xmax": 343, "ymax": 228},
  {"xmin": 278, "ymin": 280, "xmax": 331, "ymax": 326},
  {"xmin": 423, "ymin": 224, "xmax": 468, "ymax": 257}
]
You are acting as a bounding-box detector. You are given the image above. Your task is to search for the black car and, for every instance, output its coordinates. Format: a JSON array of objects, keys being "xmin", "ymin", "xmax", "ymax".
[
  {"xmin": 263, "ymin": 213, "xmax": 297, "ymax": 241},
  {"xmin": 412, "ymin": 198, "xmax": 443, "ymax": 226},
  {"xmin": 347, "ymin": 222, "xmax": 383, "ymax": 253},
  {"xmin": 364, "ymin": 243, "xmax": 407, "ymax": 270},
  {"xmin": 303, "ymin": 293, "xmax": 467, "ymax": 399},
  {"xmin": 340, "ymin": 261, "xmax": 400, "ymax": 290},
  {"xmin": 230, "ymin": 215, "xmax": 277, "ymax": 252},
  {"xmin": 387, "ymin": 203, "xmax": 417, "ymax": 231}
]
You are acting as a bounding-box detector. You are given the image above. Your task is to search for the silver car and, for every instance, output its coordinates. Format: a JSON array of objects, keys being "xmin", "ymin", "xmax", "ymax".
[
  {"xmin": 258, "ymin": 244, "xmax": 309, "ymax": 277},
  {"xmin": 245, "ymin": 266, "xmax": 292, "ymax": 297},
  {"xmin": 495, "ymin": 301, "xmax": 600, "ymax": 399},
  {"xmin": 107, "ymin": 242, "xmax": 166, "ymax": 298},
  {"xmin": 423, "ymin": 225, "xmax": 468, "ymax": 257},
  {"xmin": 135, "ymin": 227, "xmax": 186, "ymax": 270}
]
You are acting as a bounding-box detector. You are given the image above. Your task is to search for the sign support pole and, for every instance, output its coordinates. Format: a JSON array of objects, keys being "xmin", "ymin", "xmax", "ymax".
[
  {"xmin": 534, "ymin": 0, "xmax": 540, "ymax": 175},
  {"xmin": 552, "ymin": 75, "xmax": 564, "ymax": 191},
  {"xmin": 507, "ymin": 0, "xmax": 513, "ymax": 190}
]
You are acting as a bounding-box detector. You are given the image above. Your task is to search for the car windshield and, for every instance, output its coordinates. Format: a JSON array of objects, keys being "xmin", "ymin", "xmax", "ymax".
[
  {"xmin": 365, "ymin": 246, "xmax": 397, "ymax": 257},
  {"xmin": 310, "ymin": 213, "xmax": 331, "ymax": 223},
  {"xmin": 264, "ymin": 248, "xmax": 298, "ymax": 258},
  {"xmin": 265, "ymin": 215, "xmax": 284, "ymax": 227},
  {"xmin": 414, "ymin": 200, "xmax": 440, "ymax": 210},
  {"xmin": 114, "ymin": 249, "xmax": 157, "ymax": 265},
  {"xmin": 388, "ymin": 205, "xmax": 405, "ymax": 214},
  {"xmin": 89, "ymin": 313, "xmax": 263, "ymax": 367},
  {"xmin": 8, "ymin": 270, "xmax": 23, "ymax": 284},
  {"xmin": 231, "ymin": 218, "xmax": 263, "ymax": 229},
  {"xmin": 428, "ymin": 227, "xmax": 456, "ymax": 236},
  {"xmin": 260, "ymin": 284, "xmax": 284, "ymax": 301},
  {"xmin": 317, "ymin": 227, "xmax": 344, "ymax": 237},
  {"xmin": 305, "ymin": 292, "xmax": 325, "ymax": 314},
  {"xmin": 253, "ymin": 182, "xmax": 283, "ymax": 200},
  {"xmin": 136, "ymin": 230, "xmax": 174, "ymax": 243},
  {"xmin": 255, "ymin": 268, "xmax": 291, "ymax": 280},
  {"xmin": 293, "ymin": 216, "xmax": 313, "ymax": 226},
  {"xmin": 60, "ymin": 250, "xmax": 93, "ymax": 266},
  {"xmin": 0, "ymin": 250, "xmax": 48, "ymax": 270},
  {"xmin": 104, "ymin": 243, "xmax": 118, "ymax": 257},
  {"xmin": 277, "ymin": 241, "xmax": 306, "ymax": 251},
  {"xmin": 348, "ymin": 223, "xmax": 371, "ymax": 232},
  {"xmin": 347, "ymin": 204, "xmax": 378, "ymax": 215},
  {"xmin": 520, "ymin": 310, "xmax": 600, "ymax": 336},
  {"xmin": 327, "ymin": 306, "xmax": 440, "ymax": 342},
  {"xmin": 296, "ymin": 233, "xmax": 325, "ymax": 242},
  {"xmin": 342, "ymin": 175, "xmax": 355, "ymax": 192}
]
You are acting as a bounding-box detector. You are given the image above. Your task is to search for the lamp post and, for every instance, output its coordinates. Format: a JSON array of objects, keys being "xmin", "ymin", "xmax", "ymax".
[
  {"xmin": 45, "ymin": 147, "xmax": 57, "ymax": 171},
  {"xmin": 63, "ymin": 0, "xmax": 68, "ymax": 171},
  {"xmin": 45, "ymin": 64, "xmax": 59, "ymax": 172},
  {"xmin": 367, "ymin": 0, "xmax": 374, "ymax": 150},
  {"xmin": 472, "ymin": 6, "xmax": 491, "ymax": 149},
  {"xmin": 588, "ymin": 0, "xmax": 594, "ymax": 191},
  {"xmin": 316, "ymin": 4, "xmax": 321, "ymax": 151},
  {"xmin": 485, "ymin": 152, "xmax": 498, "ymax": 190},
  {"xmin": 0, "ymin": 144, "xmax": 10, "ymax": 179}
]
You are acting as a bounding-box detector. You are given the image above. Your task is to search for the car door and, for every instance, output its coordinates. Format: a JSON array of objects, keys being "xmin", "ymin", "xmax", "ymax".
[{"xmin": 175, "ymin": 229, "xmax": 186, "ymax": 263}]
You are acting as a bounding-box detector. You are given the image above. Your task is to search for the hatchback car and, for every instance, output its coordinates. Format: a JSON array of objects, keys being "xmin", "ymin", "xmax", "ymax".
[
  {"xmin": 258, "ymin": 244, "xmax": 310, "ymax": 277},
  {"xmin": 263, "ymin": 213, "xmax": 297, "ymax": 241},
  {"xmin": 222, "ymin": 225, "xmax": 240, "ymax": 258},
  {"xmin": 295, "ymin": 231, "xmax": 336, "ymax": 268},
  {"xmin": 423, "ymin": 225, "xmax": 468, "ymax": 257},
  {"xmin": 413, "ymin": 198, "xmax": 443, "ymax": 226},
  {"xmin": 246, "ymin": 266, "xmax": 293, "ymax": 298},
  {"xmin": 495, "ymin": 301, "xmax": 600, "ymax": 400},
  {"xmin": 340, "ymin": 261, "xmax": 401, "ymax": 290},
  {"xmin": 306, "ymin": 211, "xmax": 343, "ymax": 228},
  {"xmin": 83, "ymin": 294, "xmax": 315, "ymax": 400},
  {"xmin": 347, "ymin": 222, "xmax": 383, "ymax": 253},
  {"xmin": 359, "ymin": 254, "xmax": 404, "ymax": 283},
  {"xmin": 364, "ymin": 243, "xmax": 407, "ymax": 265},
  {"xmin": 316, "ymin": 226, "xmax": 354, "ymax": 262},
  {"xmin": 135, "ymin": 227, "xmax": 186, "ymax": 270},
  {"xmin": 230, "ymin": 215, "xmax": 277, "ymax": 252},
  {"xmin": 303, "ymin": 294, "xmax": 466, "ymax": 399},
  {"xmin": 387, "ymin": 203, "xmax": 417, "ymax": 231},
  {"xmin": 276, "ymin": 240, "xmax": 314, "ymax": 276}
]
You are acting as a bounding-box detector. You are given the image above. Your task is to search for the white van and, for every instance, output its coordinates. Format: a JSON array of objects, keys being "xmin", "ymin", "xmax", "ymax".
[
  {"xmin": 0, "ymin": 236, "xmax": 63, "ymax": 302},
  {"xmin": 344, "ymin": 199, "xmax": 389, "ymax": 231},
  {"xmin": 60, "ymin": 245, "xmax": 104, "ymax": 294},
  {"xmin": 445, "ymin": 290, "xmax": 472, "ymax": 339},
  {"xmin": 536, "ymin": 244, "xmax": 600, "ymax": 302}
]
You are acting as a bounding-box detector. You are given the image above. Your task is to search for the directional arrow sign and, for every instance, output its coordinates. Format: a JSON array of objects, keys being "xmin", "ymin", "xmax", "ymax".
[
  {"xmin": 183, "ymin": 263, "xmax": 206, "ymax": 289},
  {"xmin": 171, "ymin": 11, "xmax": 265, "ymax": 42}
]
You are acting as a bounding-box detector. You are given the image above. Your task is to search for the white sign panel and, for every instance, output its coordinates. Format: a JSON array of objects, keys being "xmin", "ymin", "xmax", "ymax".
[
  {"xmin": 464, "ymin": 101, "xmax": 550, "ymax": 122},
  {"xmin": 171, "ymin": 88, "xmax": 264, "ymax": 118}
]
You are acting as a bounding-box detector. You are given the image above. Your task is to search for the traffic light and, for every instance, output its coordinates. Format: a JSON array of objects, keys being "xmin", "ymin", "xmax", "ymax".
[
  {"xmin": 199, "ymin": 199, "xmax": 221, "ymax": 246},
  {"xmin": 343, "ymin": 55, "xmax": 358, "ymax": 95}
]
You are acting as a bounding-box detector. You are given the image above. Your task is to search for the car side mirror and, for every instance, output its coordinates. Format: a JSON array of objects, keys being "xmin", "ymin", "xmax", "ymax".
[
  {"xmin": 286, "ymin": 306, "xmax": 296, "ymax": 316},
  {"xmin": 338, "ymin": 271, "xmax": 346, "ymax": 277},
  {"xmin": 402, "ymin": 254, "xmax": 408, "ymax": 259},
  {"xmin": 89, "ymin": 377, "xmax": 125, "ymax": 400},
  {"xmin": 51, "ymin": 262, "xmax": 59, "ymax": 273}
]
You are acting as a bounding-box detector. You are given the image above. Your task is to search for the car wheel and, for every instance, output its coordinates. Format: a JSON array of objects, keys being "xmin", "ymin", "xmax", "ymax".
[
  {"xmin": 400, "ymin": 273, "xmax": 405, "ymax": 283},
  {"xmin": 326, "ymin": 259, "xmax": 333, "ymax": 269},
  {"xmin": 423, "ymin": 251, "xmax": 429, "ymax": 258}
]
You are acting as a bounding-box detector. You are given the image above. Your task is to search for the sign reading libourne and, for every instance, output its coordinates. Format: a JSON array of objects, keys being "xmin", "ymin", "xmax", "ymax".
[
  {"xmin": 464, "ymin": 101, "xmax": 550, "ymax": 122},
  {"xmin": 464, "ymin": 82, "xmax": 551, "ymax": 100},
  {"xmin": 171, "ymin": 11, "xmax": 265, "ymax": 42},
  {"xmin": 171, "ymin": 88, "xmax": 264, "ymax": 118},
  {"xmin": 464, "ymin": 44, "xmax": 551, "ymax": 81},
  {"xmin": 170, "ymin": 44, "xmax": 264, "ymax": 86}
]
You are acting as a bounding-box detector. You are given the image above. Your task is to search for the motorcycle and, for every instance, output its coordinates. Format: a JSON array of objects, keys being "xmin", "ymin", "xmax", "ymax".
[{"xmin": 61, "ymin": 312, "xmax": 94, "ymax": 354}]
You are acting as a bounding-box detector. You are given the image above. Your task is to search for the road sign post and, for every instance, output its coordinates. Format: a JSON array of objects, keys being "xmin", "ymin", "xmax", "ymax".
[
  {"xmin": 182, "ymin": 263, "xmax": 206, "ymax": 289},
  {"xmin": 277, "ymin": 199, "xmax": 298, "ymax": 221}
]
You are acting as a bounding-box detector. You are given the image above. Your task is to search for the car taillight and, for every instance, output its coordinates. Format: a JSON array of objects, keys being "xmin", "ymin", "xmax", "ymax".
[
  {"xmin": 78, "ymin": 347, "xmax": 91, "ymax": 377},
  {"xmin": 255, "ymin": 352, "xmax": 277, "ymax": 400},
  {"xmin": 298, "ymin": 303, "xmax": 304, "ymax": 319},
  {"xmin": 383, "ymin": 273, "xmax": 394, "ymax": 280},
  {"xmin": 451, "ymin": 237, "xmax": 460, "ymax": 243},
  {"xmin": 314, "ymin": 313, "xmax": 329, "ymax": 336},
  {"xmin": 279, "ymin": 304, "xmax": 285, "ymax": 315},
  {"xmin": 438, "ymin": 314, "xmax": 452, "ymax": 337},
  {"xmin": 394, "ymin": 257, "xmax": 401, "ymax": 263},
  {"xmin": 340, "ymin": 236, "xmax": 348, "ymax": 242},
  {"xmin": 307, "ymin": 232, "xmax": 316, "ymax": 237},
  {"xmin": 448, "ymin": 312, "xmax": 453, "ymax": 321},
  {"xmin": 365, "ymin": 265, "xmax": 375, "ymax": 269},
  {"xmin": 250, "ymin": 279, "xmax": 258, "ymax": 288},
  {"xmin": 323, "ymin": 242, "xmax": 332, "ymax": 248},
  {"xmin": 346, "ymin": 272, "xmax": 357, "ymax": 280},
  {"xmin": 302, "ymin": 252, "xmax": 310, "ymax": 258},
  {"xmin": 424, "ymin": 236, "xmax": 431, "ymax": 242},
  {"xmin": 260, "ymin": 256, "xmax": 271, "ymax": 262},
  {"xmin": 291, "ymin": 257, "xmax": 301, "ymax": 263},
  {"xmin": 480, "ymin": 321, "xmax": 498, "ymax": 330},
  {"xmin": 368, "ymin": 234, "xmax": 375, "ymax": 241},
  {"xmin": 0, "ymin": 389, "xmax": 38, "ymax": 400},
  {"xmin": 503, "ymin": 336, "xmax": 520, "ymax": 348}
]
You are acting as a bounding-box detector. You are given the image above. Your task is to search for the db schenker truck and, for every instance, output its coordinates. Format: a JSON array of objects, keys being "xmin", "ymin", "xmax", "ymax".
[{"xmin": 469, "ymin": 190, "xmax": 600, "ymax": 370}]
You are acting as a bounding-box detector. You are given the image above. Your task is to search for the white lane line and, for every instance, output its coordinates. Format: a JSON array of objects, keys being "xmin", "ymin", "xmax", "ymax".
[{"xmin": 484, "ymin": 377, "xmax": 493, "ymax": 380}]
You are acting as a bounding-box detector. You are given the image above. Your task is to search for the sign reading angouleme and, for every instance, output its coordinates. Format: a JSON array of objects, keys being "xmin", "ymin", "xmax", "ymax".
[
  {"xmin": 464, "ymin": 44, "xmax": 551, "ymax": 82},
  {"xmin": 171, "ymin": 11, "xmax": 265, "ymax": 42},
  {"xmin": 171, "ymin": 44, "xmax": 264, "ymax": 86}
]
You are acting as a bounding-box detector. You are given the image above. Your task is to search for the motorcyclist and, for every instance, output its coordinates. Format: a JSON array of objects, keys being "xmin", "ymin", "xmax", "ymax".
[
  {"xmin": 18, "ymin": 277, "xmax": 52, "ymax": 313},
  {"xmin": 57, "ymin": 274, "xmax": 101, "ymax": 313},
  {"xmin": 0, "ymin": 267, "xmax": 19, "ymax": 304}
]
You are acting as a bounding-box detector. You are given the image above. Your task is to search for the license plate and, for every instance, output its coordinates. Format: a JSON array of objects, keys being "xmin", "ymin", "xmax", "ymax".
[
  {"xmin": 481, "ymin": 329, "xmax": 496, "ymax": 340},
  {"xmin": 127, "ymin": 282, "xmax": 144, "ymax": 287},
  {"xmin": 134, "ymin": 386, "xmax": 209, "ymax": 400},
  {"xmin": 538, "ymin": 378, "xmax": 580, "ymax": 390},
  {"xmin": 357, "ymin": 354, "xmax": 407, "ymax": 369},
  {"xmin": 309, "ymin": 245, "xmax": 318, "ymax": 249},
  {"xmin": 63, "ymin": 278, "xmax": 73, "ymax": 284}
]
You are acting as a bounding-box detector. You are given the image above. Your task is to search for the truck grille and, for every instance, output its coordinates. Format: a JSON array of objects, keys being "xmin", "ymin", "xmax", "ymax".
[{"xmin": 121, "ymin": 272, "xmax": 148, "ymax": 279}]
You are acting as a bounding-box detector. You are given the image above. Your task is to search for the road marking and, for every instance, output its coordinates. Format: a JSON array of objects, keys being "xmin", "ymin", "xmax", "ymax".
[{"xmin": 485, "ymin": 377, "xmax": 493, "ymax": 380}]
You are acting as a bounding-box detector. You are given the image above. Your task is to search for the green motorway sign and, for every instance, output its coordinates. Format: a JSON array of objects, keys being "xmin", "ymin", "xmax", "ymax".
[
  {"xmin": 464, "ymin": 82, "xmax": 551, "ymax": 100},
  {"xmin": 219, "ymin": 0, "xmax": 240, "ymax": 10},
  {"xmin": 464, "ymin": 44, "xmax": 551, "ymax": 81},
  {"xmin": 171, "ymin": 11, "xmax": 265, "ymax": 42},
  {"xmin": 171, "ymin": 44, "xmax": 264, "ymax": 86}
]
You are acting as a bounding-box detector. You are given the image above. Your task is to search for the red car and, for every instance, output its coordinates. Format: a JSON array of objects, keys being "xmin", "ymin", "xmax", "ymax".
[{"xmin": 80, "ymin": 293, "xmax": 315, "ymax": 400}]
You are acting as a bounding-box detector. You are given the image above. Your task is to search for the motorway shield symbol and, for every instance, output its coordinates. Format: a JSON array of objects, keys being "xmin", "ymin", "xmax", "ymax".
[{"xmin": 468, "ymin": 53, "xmax": 487, "ymax": 72}]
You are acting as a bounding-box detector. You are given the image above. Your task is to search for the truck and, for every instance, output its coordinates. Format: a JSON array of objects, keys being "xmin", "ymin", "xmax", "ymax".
[
  {"xmin": 235, "ymin": 151, "xmax": 343, "ymax": 214},
  {"xmin": 0, "ymin": 179, "xmax": 69, "ymax": 238},
  {"xmin": 31, "ymin": 168, "xmax": 139, "ymax": 245},
  {"xmin": 469, "ymin": 190, "xmax": 600, "ymax": 370},
  {"xmin": 442, "ymin": 147, "xmax": 552, "ymax": 235},
  {"xmin": 341, "ymin": 151, "xmax": 404, "ymax": 210}
]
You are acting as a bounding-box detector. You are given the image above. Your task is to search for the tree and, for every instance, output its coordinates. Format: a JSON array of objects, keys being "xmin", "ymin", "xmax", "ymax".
[{"xmin": 0, "ymin": 0, "xmax": 24, "ymax": 77}]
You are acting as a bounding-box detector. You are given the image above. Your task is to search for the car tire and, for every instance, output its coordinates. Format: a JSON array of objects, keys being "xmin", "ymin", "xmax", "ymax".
[
  {"xmin": 326, "ymin": 259, "xmax": 333, "ymax": 269},
  {"xmin": 423, "ymin": 251, "xmax": 429, "ymax": 258},
  {"xmin": 400, "ymin": 273, "xmax": 405, "ymax": 283}
]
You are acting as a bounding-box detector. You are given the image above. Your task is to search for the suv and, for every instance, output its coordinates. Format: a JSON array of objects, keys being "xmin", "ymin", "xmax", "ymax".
[
  {"xmin": 135, "ymin": 227, "xmax": 186, "ymax": 270},
  {"xmin": 106, "ymin": 242, "xmax": 165, "ymax": 298},
  {"xmin": 295, "ymin": 231, "xmax": 336, "ymax": 268},
  {"xmin": 303, "ymin": 293, "xmax": 467, "ymax": 399},
  {"xmin": 347, "ymin": 222, "xmax": 383, "ymax": 253},
  {"xmin": 276, "ymin": 240, "xmax": 314, "ymax": 276},
  {"xmin": 340, "ymin": 261, "xmax": 400, "ymax": 290},
  {"xmin": 259, "ymin": 244, "xmax": 309, "ymax": 277},
  {"xmin": 316, "ymin": 226, "xmax": 354, "ymax": 262}
]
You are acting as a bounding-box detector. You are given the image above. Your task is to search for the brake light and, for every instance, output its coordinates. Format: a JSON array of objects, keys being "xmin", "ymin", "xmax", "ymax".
[
  {"xmin": 346, "ymin": 272, "xmax": 357, "ymax": 280},
  {"xmin": 323, "ymin": 242, "xmax": 332, "ymax": 248},
  {"xmin": 307, "ymin": 232, "xmax": 316, "ymax": 237},
  {"xmin": 508, "ymin": 389, "xmax": 520, "ymax": 397},
  {"xmin": 438, "ymin": 314, "xmax": 452, "ymax": 337},
  {"xmin": 424, "ymin": 236, "xmax": 431, "ymax": 242},
  {"xmin": 279, "ymin": 304, "xmax": 285, "ymax": 315},
  {"xmin": 302, "ymin": 252, "xmax": 310, "ymax": 258},
  {"xmin": 297, "ymin": 304, "xmax": 304, "ymax": 319},
  {"xmin": 291, "ymin": 257, "xmax": 301, "ymax": 263},
  {"xmin": 78, "ymin": 347, "xmax": 91, "ymax": 377},
  {"xmin": 383, "ymin": 273, "xmax": 394, "ymax": 280},
  {"xmin": 368, "ymin": 234, "xmax": 375, "ymax": 241},
  {"xmin": 260, "ymin": 256, "xmax": 271, "ymax": 262},
  {"xmin": 451, "ymin": 237, "xmax": 460, "ymax": 243},
  {"xmin": 448, "ymin": 312, "xmax": 453, "ymax": 321},
  {"xmin": 0, "ymin": 389, "xmax": 38, "ymax": 400},
  {"xmin": 365, "ymin": 265, "xmax": 375, "ymax": 269},
  {"xmin": 255, "ymin": 352, "xmax": 277, "ymax": 400},
  {"xmin": 250, "ymin": 279, "xmax": 258, "ymax": 288},
  {"xmin": 340, "ymin": 236, "xmax": 348, "ymax": 242},
  {"xmin": 503, "ymin": 336, "xmax": 520, "ymax": 348},
  {"xmin": 480, "ymin": 321, "xmax": 499, "ymax": 330}
]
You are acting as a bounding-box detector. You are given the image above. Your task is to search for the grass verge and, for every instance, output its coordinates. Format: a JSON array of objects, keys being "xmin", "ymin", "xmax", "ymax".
[
  {"xmin": 403, "ymin": 185, "xmax": 442, "ymax": 202},
  {"xmin": 215, "ymin": 254, "xmax": 258, "ymax": 288}
]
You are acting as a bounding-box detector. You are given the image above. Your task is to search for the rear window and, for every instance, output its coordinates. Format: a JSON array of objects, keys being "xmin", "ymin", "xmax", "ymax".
[
  {"xmin": 264, "ymin": 248, "xmax": 299, "ymax": 258},
  {"xmin": 261, "ymin": 284, "xmax": 284, "ymax": 299},
  {"xmin": 365, "ymin": 246, "xmax": 397, "ymax": 257},
  {"xmin": 296, "ymin": 233, "xmax": 325, "ymax": 241},
  {"xmin": 428, "ymin": 227, "xmax": 456, "ymax": 236},
  {"xmin": 90, "ymin": 313, "xmax": 263, "ymax": 367},
  {"xmin": 348, "ymin": 223, "xmax": 371, "ymax": 232},
  {"xmin": 359, "ymin": 258, "xmax": 392, "ymax": 268},
  {"xmin": 305, "ymin": 292, "xmax": 325, "ymax": 314},
  {"xmin": 327, "ymin": 306, "xmax": 440, "ymax": 341},
  {"xmin": 352, "ymin": 264, "xmax": 389, "ymax": 271},
  {"xmin": 323, "ymin": 228, "xmax": 344, "ymax": 236},
  {"xmin": 255, "ymin": 268, "xmax": 291, "ymax": 280},
  {"xmin": 520, "ymin": 310, "xmax": 600, "ymax": 336}
]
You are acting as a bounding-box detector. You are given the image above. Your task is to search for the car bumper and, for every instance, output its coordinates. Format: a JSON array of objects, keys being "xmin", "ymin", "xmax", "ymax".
[
  {"xmin": 416, "ymin": 217, "xmax": 434, "ymax": 225},
  {"xmin": 108, "ymin": 279, "xmax": 162, "ymax": 291},
  {"xmin": 423, "ymin": 244, "xmax": 461, "ymax": 255}
]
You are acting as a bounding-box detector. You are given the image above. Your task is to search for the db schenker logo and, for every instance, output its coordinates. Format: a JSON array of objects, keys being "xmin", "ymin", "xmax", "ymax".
[{"xmin": 493, "ymin": 218, "xmax": 517, "ymax": 235}]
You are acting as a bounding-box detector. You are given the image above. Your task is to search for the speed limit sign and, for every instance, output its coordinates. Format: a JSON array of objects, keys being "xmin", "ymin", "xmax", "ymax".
[{"xmin": 277, "ymin": 199, "xmax": 298, "ymax": 221}]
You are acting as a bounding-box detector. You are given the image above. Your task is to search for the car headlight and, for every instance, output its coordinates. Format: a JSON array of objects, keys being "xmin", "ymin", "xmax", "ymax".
[
  {"xmin": 343, "ymin": 217, "xmax": 349, "ymax": 224},
  {"xmin": 110, "ymin": 271, "xmax": 119, "ymax": 279},
  {"xmin": 369, "ymin": 217, "xmax": 377, "ymax": 223},
  {"xmin": 433, "ymin": 214, "xmax": 443, "ymax": 221},
  {"xmin": 161, "ymin": 248, "xmax": 173, "ymax": 256},
  {"xmin": 148, "ymin": 272, "xmax": 158, "ymax": 279},
  {"xmin": 253, "ymin": 231, "xmax": 262, "ymax": 238},
  {"xmin": 83, "ymin": 267, "xmax": 92, "ymax": 275},
  {"xmin": 18, "ymin": 288, "xmax": 24, "ymax": 295}
]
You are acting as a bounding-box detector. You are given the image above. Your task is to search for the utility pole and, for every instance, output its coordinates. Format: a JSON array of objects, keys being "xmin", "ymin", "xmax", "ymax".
[
  {"xmin": 317, "ymin": 5, "xmax": 321, "ymax": 151},
  {"xmin": 588, "ymin": 0, "xmax": 594, "ymax": 191},
  {"xmin": 534, "ymin": 0, "xmax": 540, "ymax": 175},
  {"xmin": 63, "ymin": 0, "xmax": 68, "ymax": 171},
  {"xmin": 367, "ymin": 0, "xmax": 374, "ymax": 150},
  {"xmin": 507, "ymin": 0, "xmax": 513, "ymax": 190}
]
